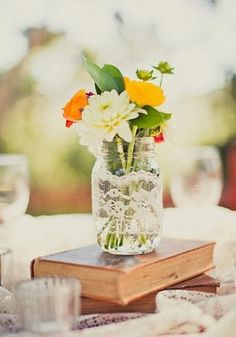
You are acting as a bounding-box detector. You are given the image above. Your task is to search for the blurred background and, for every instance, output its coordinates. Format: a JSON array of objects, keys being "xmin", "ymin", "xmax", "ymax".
[{"xmin": 0, "ymin": 0, "xmax": 235, "ymax": 215}]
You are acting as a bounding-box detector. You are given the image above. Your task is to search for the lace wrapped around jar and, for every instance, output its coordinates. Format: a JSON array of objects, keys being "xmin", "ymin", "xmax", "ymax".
[{"xmin": 92, "ymin": 137, "xmax": 163, "ymax": 255}]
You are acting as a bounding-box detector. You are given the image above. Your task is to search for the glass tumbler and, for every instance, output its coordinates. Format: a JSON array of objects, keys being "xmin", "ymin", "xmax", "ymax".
[
  {"xmin": 170, "ymin": 146, "xmax": 223, "ymax": 207},
  {"xmin": 0, "ymin": 248, "xmax": 13, "ymax": 290},
  {"xmin": 0, "ymin": 154, "xmax": 29, "ymax": 223},
  {"xmin": 15, "ymin": 277, "xmax": 81, "ymax": 334}
]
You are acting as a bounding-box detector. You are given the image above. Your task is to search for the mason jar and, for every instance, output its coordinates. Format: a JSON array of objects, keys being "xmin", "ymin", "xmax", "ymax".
[{"xmin": 92, "ymin": 137, "xmax": 163, "ymax": 255}]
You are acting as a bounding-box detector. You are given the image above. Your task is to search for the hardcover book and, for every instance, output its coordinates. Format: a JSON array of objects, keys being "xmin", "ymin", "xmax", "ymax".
[
  {"xmin": 81, "ymin": 274, "xmax": 220, "ymax": 314},
  {"xmin": 31, "ymin": 238, "xmax": 215, "ymax": 305}
]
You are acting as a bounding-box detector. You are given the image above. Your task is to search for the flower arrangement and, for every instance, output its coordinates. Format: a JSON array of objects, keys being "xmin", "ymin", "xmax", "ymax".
[
  {"xmin": 62, "ymin": 58, "xmax": 174, "ymax": 254},
  {"xmin": 63, "ymin": 58, "xmax": 173, "ymax": 168}
]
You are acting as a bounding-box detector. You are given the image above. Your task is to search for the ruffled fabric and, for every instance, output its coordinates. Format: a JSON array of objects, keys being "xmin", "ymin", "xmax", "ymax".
[{"xmin": 1, "ymin": 287, "xmax": 236, "ymax": 336}]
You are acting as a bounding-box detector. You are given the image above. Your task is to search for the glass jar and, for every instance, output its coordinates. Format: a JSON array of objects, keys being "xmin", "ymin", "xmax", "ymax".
[{"xmin": 92, "ymin": 137, "xmax": 163, "ymax": 255}]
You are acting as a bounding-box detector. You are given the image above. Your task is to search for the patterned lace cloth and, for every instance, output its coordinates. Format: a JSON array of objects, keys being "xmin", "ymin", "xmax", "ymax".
[{"xmin": 1, "ymin": 285, "xmax": 236, "ymax": 337}]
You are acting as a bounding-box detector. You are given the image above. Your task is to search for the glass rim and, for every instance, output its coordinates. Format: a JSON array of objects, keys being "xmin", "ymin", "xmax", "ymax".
[
  {"xmin": 92, "ymin": 137, "xmax": 158, "ymax": 159},
  {"xmin": 15, "ymin": 276, "xmax": 81, "ymax": 291},
  {"xmin": 0, "ymin": 247, "xmax": 12, "ymax": 255},
  {"xmin": 0, "ymin": 154, "xmax": 28, "ymax": 166},
  {"xmin": 102, "ymin": 136, "xmax": 154, "ymax": 145},
  {"xmin": 176, "ymin": 145, "xmax": 220, "ymax": 152},
  {"xmin": 174, "ymin": 145, "xmax": 221, "ymax": 160},
  {"xmin": 99, "ymin": 137, "xmax": 156, "ymax": 155}
]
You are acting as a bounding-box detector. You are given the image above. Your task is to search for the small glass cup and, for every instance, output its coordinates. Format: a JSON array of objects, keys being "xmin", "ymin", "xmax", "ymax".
[
  {"xmin": 170, "ymin": 146, "xmax": 223, "ymax": 207},
  {"xmin": 0, "ymin": 154, "xmax": 29, "ymax": 223},
  {"xmin": 15, "ymin": 277, "xmax": 81, "ymax": 334},
  {"xmin": 0, "ymin": 248, "xmax": 13, "ymax": 290}
]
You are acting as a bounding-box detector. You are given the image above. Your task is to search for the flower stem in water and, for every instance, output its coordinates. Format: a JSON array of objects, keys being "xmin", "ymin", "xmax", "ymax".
[
  {"xmin": 116, "ymin": 137, "xmax": 126, "ymax": 171},
  {"xmin": 126, "ymin": 126, "xmax": 137, "ymax": 173}
]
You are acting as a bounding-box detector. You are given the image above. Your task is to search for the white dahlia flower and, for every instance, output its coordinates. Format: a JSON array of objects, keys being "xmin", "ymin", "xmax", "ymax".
[{"xmin": 76, "ymin": 90, "xmax": 145, "ymax": 154}]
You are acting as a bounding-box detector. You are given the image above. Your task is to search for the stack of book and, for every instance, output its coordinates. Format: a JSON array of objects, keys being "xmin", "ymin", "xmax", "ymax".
[{"xmin": 31, "ymin": 238, "xmax": 219, "ymax": 314}]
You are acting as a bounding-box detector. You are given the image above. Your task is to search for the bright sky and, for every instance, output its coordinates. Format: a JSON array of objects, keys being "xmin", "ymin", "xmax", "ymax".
[{"xmin": 1, "ymin": 0, "xmax": 236, "ymax": 95}]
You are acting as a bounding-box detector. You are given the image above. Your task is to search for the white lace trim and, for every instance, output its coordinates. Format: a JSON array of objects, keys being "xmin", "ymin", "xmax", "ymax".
[{"xmin": 92, "ymin": 170, "xmax": 162, "ymax": 234}]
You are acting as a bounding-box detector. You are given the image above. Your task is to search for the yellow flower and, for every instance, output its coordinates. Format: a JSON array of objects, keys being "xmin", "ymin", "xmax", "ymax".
[
  {"xmin": 124, "ymin": 77, "xmax": 165, "ymax": 107},
  {"xmin": 63, "ymin": 90, "xmax": 88, "ymax": 123}
]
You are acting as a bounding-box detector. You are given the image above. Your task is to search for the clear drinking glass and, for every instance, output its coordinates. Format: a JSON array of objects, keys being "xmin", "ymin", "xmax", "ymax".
[
  {"xmin": 15, "ymin": 277, "xmax": 81, "ymax": 334},
  {"xmin": 0, "ymin": 154, "xmax": 29, "ymax": 223},
  {"xmin": 170, "ymin": 146, "xmax": 223, "ymax": 207},
  {"xmin": 0, "ymin": 248, "xmax": 13, "ymax": 290}
]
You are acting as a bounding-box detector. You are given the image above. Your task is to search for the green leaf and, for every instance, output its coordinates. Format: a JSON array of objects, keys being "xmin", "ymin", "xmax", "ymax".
[
  {"xmin": 131, "ymin": 105, "xmax": 172, "ymax": 129},
  {"xmin": 83, "ymin": 57, "xmax": 122, "ymax": 93},
  {"xmin": 102, "ymin": 64, "xmax": 125, "ymax": 93},
  {"xmin": 95, "ymin": 83, "xmax": 102, "ymax": 94},
  {"xmin": 161, "ymin": 111, "xmax": 172, "ymax": 121}
]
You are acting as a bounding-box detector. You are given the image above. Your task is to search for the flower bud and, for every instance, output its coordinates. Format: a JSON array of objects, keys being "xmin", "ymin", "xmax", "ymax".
[
  {"xmin": 153, "ymin": 133, "xmax": 165, "ymax": 143},
  {"xmin": 136, "ymin": 69, "xmax": 153, "ymax": 81},
  {"xmin": 153, "ymin": 61, "xmax": 174, "ymax": 74}
]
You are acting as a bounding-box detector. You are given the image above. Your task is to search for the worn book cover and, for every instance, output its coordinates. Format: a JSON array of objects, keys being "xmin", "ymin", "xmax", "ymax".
[
  {"xmin": 31, "ymin": 238, "xmax": 215, "ymax": 305},
  {"xmin": 81, "ymin": 274, "xmax": 220, "ymax": 314}
]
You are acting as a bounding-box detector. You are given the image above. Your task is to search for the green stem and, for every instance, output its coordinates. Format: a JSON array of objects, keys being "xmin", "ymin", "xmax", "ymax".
[
  {"xmin": 104, "ymin": 233, "xmax": 112, "ymax": 249},
  {"xmin": 160, "ymin": 73, "xmax": 163, "ymax": 87},
  {"xmin": 126, "ymin": 126, "xmax": 138, "ymax": 173},
  {"xmin": 116, "ymin": 136, "xmax": 126, "ymax": 171},
  {"xmin": 139, "ymin": 233, "xmax": 147, "ymax": 245}
]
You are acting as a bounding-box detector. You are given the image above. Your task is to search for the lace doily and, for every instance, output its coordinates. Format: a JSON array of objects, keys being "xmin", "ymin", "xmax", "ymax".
[
  {"xmin": 76, "ymin": 312, "xmax": 144, "ymax": 330},
  {"xmin": 0, "ymin": 287, "xmax": 16, "ymax": 315}
]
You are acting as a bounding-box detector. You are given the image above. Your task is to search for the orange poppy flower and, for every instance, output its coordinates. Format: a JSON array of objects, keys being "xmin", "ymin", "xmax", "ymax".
[
  {"xmin": 63, "ymin": 90, "xmax": 89, "ymax": 127},
  {"xmin": 124, "ymin": 77, "xmax": 165, "ymax": 107}
]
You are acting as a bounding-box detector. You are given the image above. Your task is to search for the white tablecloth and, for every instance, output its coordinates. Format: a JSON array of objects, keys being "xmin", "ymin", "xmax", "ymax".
[
  {"xmin": 1, "ymin": 206, "xmax": 236, "ymax": 337},
  {"xmin": 0, "ymin": 206, "xmax": 236, "ymax": 282}
]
